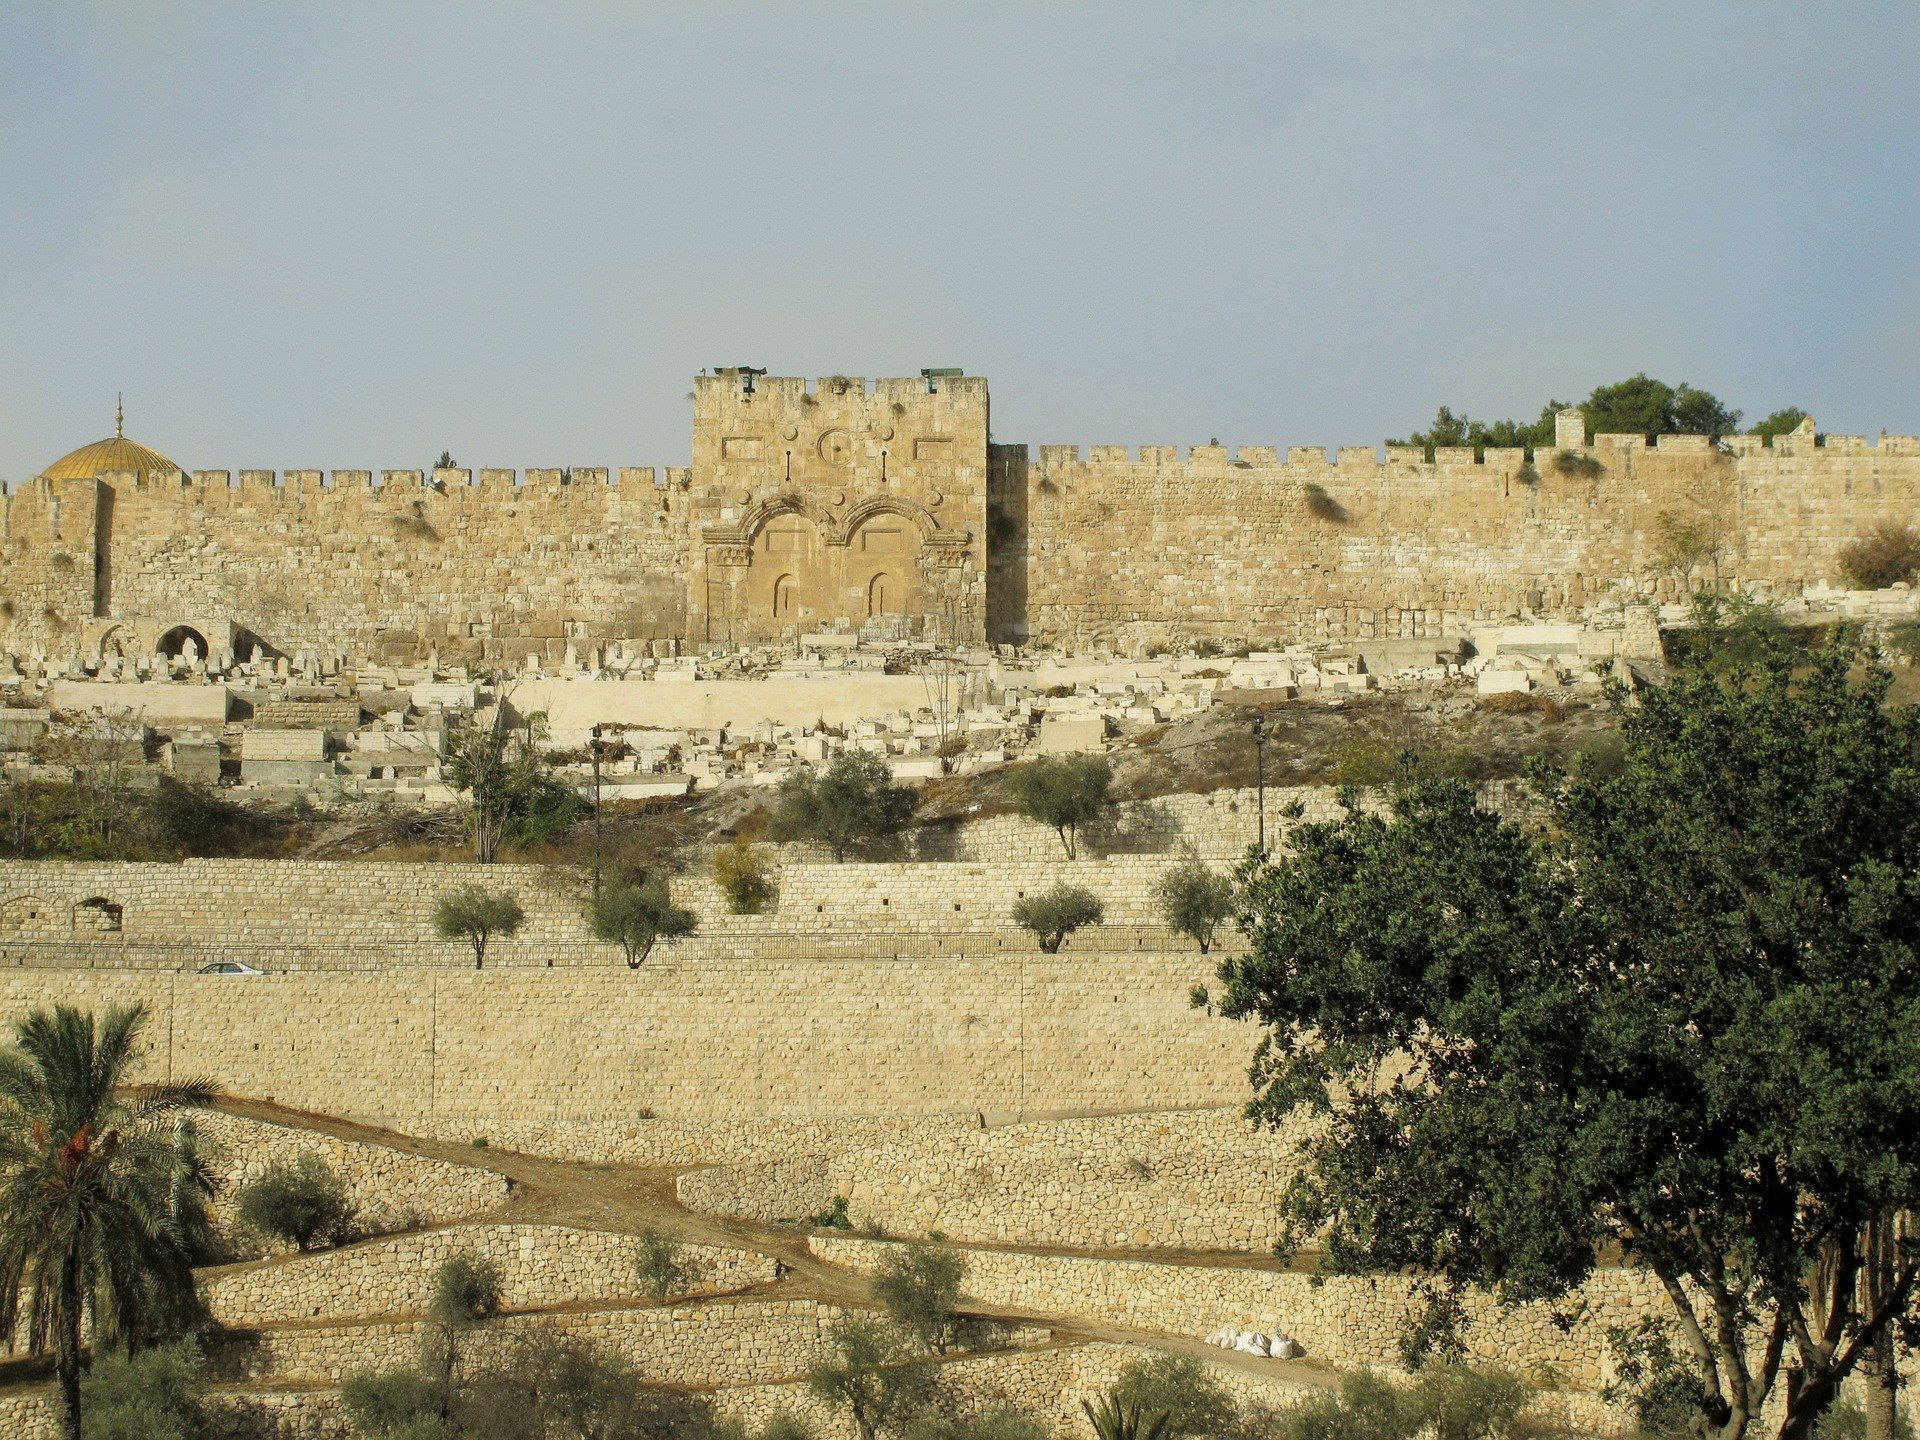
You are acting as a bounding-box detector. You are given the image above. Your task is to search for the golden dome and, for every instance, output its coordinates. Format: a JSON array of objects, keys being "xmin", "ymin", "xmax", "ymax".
[{"xmin": 41, "ymin": 400, "xmax": 183, "ymax": 482}]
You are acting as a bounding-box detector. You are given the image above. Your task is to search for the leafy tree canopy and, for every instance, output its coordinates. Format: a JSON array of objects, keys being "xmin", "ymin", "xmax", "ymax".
[
  {"xmin": 587, "ymin": 874, "xmax": 696, "ymax": 968},
  {"xmin": 1216, "ymin": 636, "xmax": 1920, "ymax": 1440},
  {"xmin": 1391, "ymin": 374, "xmax": 1800, "ymax": 454},
  {"xmin": 1011, "ymin": 883, "xmax": 1105, "ymax": 953},
  {"xmin": 431, "ymin": 885, "xmax": 526, "ymax": 969},
  {"xmin": 1006, "ymin": 753, "xmax": 1113, "ymax": 860},
  {"xmin": 767, "ymin": 751, "xmax": 917, "ymax": 862}
]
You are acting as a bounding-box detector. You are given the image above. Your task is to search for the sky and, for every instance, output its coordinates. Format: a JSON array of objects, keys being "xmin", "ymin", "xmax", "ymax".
[{"xmin": 1, "ymin": 2, "xmax": 1916, "ymax": 487}]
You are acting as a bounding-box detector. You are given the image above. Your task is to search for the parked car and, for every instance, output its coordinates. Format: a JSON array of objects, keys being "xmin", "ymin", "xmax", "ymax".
[{"xmin": 197, "ymin": 961, "xmax": 266, "ymax": 975}]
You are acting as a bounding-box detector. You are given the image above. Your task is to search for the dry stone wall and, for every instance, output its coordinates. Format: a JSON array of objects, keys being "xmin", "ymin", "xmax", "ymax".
[
  {"xmin": 201, "ymin": 1224, "xmax": 776, "ymax": 1326},
  {"xmin": 678, "ymin": 1107, "xmax": 1306, "ymax": 1252},
  {"xmin": 195, "ymin": 1110, "xmax": 508, "ymax": 1256},
  {"xmin": 0, "ymin": 956, "xmax": 1249, "ymax": 1123},
  {"xmin": 211, "ymin": 1296, "xmax": 863, "ymax": 1389},
  {"xmin": 813, "ymin": 1233, "xmax": 1660, "ymax": 1394},
  {"xmin": 1002, "ymin": 431, "xmax": 1920, "ymax": 649}
]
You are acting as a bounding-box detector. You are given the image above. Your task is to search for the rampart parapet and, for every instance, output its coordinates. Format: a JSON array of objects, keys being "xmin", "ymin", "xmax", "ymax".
[{"xmin": 4, "ymin": 372, "xmax": 1918, "ymax": 660}]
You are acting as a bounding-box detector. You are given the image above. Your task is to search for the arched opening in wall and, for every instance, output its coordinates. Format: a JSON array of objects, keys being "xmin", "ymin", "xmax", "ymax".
[
  {"xmin": 157, "ymin": 625, "xmax": 209, "ymax": 661},
  {"xmin": 868, "ymin": 573, "xmax": 895, "ymax": 617},
  {"xmin": 230, "ymin": 628, "xmax": 271, "ymax": 665},
  {"xmin": 0, "ymin": 896, "xmax": 55, "ymax": 934},
  {"xmin": 97, "ymin": 627, "xmax": 131, "ymax": 660},
  {"xmin": 772, "ymin": 575, "xmax": 798, "ymax": 622},
  {"xmin": 72, "ymin": 898, "xmax": 123, "ymax": 935}
]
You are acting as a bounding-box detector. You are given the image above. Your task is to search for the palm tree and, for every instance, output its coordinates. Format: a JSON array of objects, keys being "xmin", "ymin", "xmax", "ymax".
[{"xmin": 0, "ymin": 1004, "xmax": 218, "ymax": 1440}]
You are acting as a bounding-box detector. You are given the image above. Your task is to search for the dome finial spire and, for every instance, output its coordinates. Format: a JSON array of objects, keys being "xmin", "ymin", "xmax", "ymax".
[{"xmin": 115, "ymin": 393, "xmax": 123, "ymax": 439}]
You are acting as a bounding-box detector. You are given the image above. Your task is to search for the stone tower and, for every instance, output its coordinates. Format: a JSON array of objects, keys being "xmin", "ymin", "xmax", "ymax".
[{"xmin": 687, "ymin": 372, "xmax": 988, "ymax": 644}]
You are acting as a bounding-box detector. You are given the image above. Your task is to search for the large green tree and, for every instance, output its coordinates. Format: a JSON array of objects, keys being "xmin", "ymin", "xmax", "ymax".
[
  {"xmin": 1392, "ymin": 374, "xmax": 1765, "ymax": 452},
  {"xmin": 0, "ymin": 1005, "xmax": 218, "ymax": 1440},
  {"xmin": 766, "ymin": 751, "xmax": 917, "ymax": 862},
  {"xmin": 1215, "ymin": 637, "xmax": 1920, "ymax": 1440}
]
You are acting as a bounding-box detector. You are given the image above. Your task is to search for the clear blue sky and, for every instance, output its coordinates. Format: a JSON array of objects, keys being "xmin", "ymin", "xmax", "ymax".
[{"xmin": 2, "ymin": 3, "xmax": 1915, "ymax": 486}]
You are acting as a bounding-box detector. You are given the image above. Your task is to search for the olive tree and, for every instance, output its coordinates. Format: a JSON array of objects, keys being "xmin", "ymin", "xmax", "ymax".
[
  {"xmin": 1155, "ymin": 855, "xmax": 1234, "ymax": 954},
  {"xmin": 766, "ymin": 752, "xmax": 916, "ymax": 861},
  {"xmin": 1006, "ymin": 754, "xmax": 1112, "ymax": 860},
  {"xmin": 1012, "ymin": 883, "xmax": 1104, "ymax": 953},
  {"xmin": 587, "ymin": 874, "xmax": 696, "ymax": 968},
  {"xmin": 431, "ymin": 884, "xmax": 526, "ymax": 969}
]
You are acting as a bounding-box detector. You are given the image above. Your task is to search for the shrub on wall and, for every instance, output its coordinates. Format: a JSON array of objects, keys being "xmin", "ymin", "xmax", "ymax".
[
  {"xmin": 81, "ymin": 1339, "xmax": 212, "ymax": 1440},
  {"xmin": 713, "ymin": 836, "xmax": 775, "ymax": 914},
  {"xmin": 634, "ymin": 1227, "xmax": 691, "ymax": 1301},
  {"xmin": 1012, "ymin": 883, "xmax": 1104, "ymax": 953},
  {"xmin": 1840, "ymin": 524, "xmax": 1920, "ymax": 590},
  {"xmin": 1109, "ymin": 1354, "xmax": 1238, "ymax": 1439},
  {"xmin": 236, "ymin": 1152, "xmax": 356, "ymax": 1252}
]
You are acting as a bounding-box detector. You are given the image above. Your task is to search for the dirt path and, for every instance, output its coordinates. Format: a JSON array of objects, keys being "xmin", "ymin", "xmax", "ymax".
[{"xmin": 210, "ymin": 1098, "xmax": 1340, "ymax": 1391}]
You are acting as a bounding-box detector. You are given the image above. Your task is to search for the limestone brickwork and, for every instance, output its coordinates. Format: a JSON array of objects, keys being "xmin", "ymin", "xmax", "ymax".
[
  {"xmin": 5, "ymin": 375, "xmax": 1916, "ymax": 659},
  {"xmin": 0, "ymin": 956, "xmax": 1247, "ymax": 1124}
]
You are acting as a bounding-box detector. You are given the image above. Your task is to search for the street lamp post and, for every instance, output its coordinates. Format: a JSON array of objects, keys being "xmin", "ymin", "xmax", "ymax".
[
  {"xmin": 590, "ymin": 724, "xmax": 604, "ymax": 897},
  {"xmin": 1252, "ymin": 713, "xmax": 1268, "ymax": 853}
]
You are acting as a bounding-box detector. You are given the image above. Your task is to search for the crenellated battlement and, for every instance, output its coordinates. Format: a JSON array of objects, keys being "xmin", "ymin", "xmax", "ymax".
[
  {"xmin": 1023, "ymin": 431, "xmax": 1920, "ymax": 474},
  {"xmin": 5, "ymin": 371, "xmax": 1919, "ymax": 663}
]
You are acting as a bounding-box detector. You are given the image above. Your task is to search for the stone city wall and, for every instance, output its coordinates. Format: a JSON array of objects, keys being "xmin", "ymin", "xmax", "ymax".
[
  {"xmin": 0, "ymin": 955, "xmax": 1249, "ymax": 1123},
  {"xmin": 194, "ymin": 1110, "xmax": 509, "ymax": 1256},
  {"xmin": 679, "ymin": 1106, "xmax": 1306, "ymax": 1253},
  {"xmin": 8, "ymin": 376, "xmax": 1918, "ymax": 659},
  {"xmin": 997, "ymin": 430, "xmax": 1920, "ymax": 649},
  {"xmin": 201, "ymin": 1224, "xmax": 777, "ymax": 1327}
]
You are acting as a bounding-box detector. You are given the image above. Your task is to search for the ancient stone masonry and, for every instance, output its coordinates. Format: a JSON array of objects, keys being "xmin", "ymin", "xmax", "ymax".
[{"xmin": 6, "ymin": 378, "xmax": 1916, "ymax": 660}]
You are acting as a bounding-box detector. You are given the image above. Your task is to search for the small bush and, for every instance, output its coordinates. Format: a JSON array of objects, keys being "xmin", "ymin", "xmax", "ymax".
[
  {"xmin": 1156, "ymin": 855, "xmax": 1234, "ymax": 954},
  {"xmin": 1271, "ymin": 1368, "xmax": 1419, "ymax": 1440},
  {"xmin": 237, "ymin": 1152, "xmax": 355, "ymax": 1251},
  {"xmin": 1303, "ymin": 482, "xmax": 1350, "ymax": 523},
  {"xmin": 872, "ymin": 1240, "xmax": 967, "ymax": 1353},
  {"xmin": 1552, "ymin": 450, "xmax": 1603, "ymax": 478},
  {"xmin": 811, "ymin": 1194, "xmax": 853, "ymax": 1230},
  {"xmin": 906, "ymin": 1410, "xmax": 1050, "ymax": 1440},
  {"xmin": 1840, "ymin": 523, "xmax": 1920, "ymax": 590},
  {"xmin": 342, "ymin": 1367, "xmax": 443, "ymax": 1438},
  {"xmin": 1012, "ymin": 883, "xmax": 1105, "ymax": 953},
  {"xmin": 1413, "ymin": 1362, "xmax": 1527, "ymax": 1440},
  {"xmin": 636, "ymin": 1227, "xmax": 692, "ymax": 1301},
  {"xmin": 430, "ymin": 1250, "xmax": 503, "ymax": 1328},
  {"xmin": 83, "ymin": 1338, "xmax": 211, "ymax": 1440},
  {"xmin": 713, "ymin": 836, "xmax": 774, "ymax": 914},
  {"xmin": 1110, "ymin": 1353, "xmax": 1238, "ymax": 1438}
]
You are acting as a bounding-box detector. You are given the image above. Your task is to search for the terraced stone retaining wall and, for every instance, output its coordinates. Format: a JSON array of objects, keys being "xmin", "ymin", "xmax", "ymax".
[
  {"xmin": 0, "ymin": 957, "xmax": 1246, "ymax": 1122},
  {"xmin": 677, "ymin": 1107, "xmax": 1309, "ymax": 1253},
  {"xmin": 202, "ymin": 1224, "xmax": 777, "ymax": 1326},
  {"xmin": 195, "ymin": 1110, "xmax": 508, "ymax": 1257}
]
